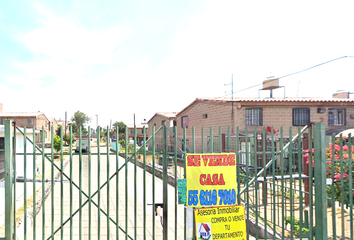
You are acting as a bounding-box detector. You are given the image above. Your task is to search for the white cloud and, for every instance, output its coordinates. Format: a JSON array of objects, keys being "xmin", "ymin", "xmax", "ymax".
[{"xmin": 20, "ymin": 2, "xmax": 133, "ymax": 67}]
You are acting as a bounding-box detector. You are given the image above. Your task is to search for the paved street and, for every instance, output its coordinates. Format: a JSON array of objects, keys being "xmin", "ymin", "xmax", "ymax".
[{"xmin": 23, "ymin": 147, "xmax": 185, "ymax": 240}]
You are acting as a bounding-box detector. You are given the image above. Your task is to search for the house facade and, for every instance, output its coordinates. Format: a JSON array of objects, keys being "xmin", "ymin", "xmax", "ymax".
[
  {"xmin": 147, "ymin": 112, "xmax": 177, "ymax": 151},
  {"xmin": 0, "ymin": 112, "xmax": 54, "ymax": 143},
  {"xmin": 126, "ymin": 123, "xmax": 149, "ymax": 145},
  {"xmin": 174, "ymin": 96, "xmax": 354, "ymax": 153}
]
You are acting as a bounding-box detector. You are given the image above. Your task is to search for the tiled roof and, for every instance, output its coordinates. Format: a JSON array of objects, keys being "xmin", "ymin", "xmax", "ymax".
[
  {"xmin": 196, "ymin": 97, "xmax": 354, "ymax": 103},
  {"xmin": 156, "ymin": 112, "xmax": 177, "ymax": 118},
  {"xmin": 126, "ymin": 123, "xmax": 148, "ymax": 129},
  {"xmin": 176, "ymin": 97, "xmax": 354, "ymax": 116},
  {"xmin": 147, "ymin": 112, "xmax": 177, "ymax": 123}
]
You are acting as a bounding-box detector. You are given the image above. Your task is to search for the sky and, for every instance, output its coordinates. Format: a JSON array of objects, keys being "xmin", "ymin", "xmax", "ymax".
[{"xmin": 1, "ymin": 0, "xmax": 354, "ymax": 128}]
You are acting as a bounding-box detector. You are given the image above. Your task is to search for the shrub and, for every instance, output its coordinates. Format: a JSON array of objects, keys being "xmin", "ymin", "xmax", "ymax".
[
  {"xmin": 304, "ymin": 137, "xmax": 354, "ymax": 207},
  {"xmin": 53, "ymin": 135, "xmax": 61, "ymax": 153}
]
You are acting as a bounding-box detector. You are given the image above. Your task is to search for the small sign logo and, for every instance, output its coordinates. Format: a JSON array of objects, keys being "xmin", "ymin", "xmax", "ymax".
[{"xmin": 197, "ymin": 222, "xmax": 212, "ymax": 240}]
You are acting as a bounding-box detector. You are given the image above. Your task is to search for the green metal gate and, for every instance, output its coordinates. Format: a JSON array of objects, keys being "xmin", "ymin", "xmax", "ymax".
[{"xmin": 2, "ymin": 120, "xmax": 354, "ymax": 239}]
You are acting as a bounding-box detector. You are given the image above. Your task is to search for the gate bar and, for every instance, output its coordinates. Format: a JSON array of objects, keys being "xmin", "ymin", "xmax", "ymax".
[{"xmin": 4, "ymin": 120, "xmax": 14, "ymax": 239}]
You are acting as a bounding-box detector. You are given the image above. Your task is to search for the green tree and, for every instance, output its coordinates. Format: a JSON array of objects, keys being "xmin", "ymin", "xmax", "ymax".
[
  {"xmin": 56, "ymin": 125, "xmax": 62, "ymax": 136},
  {"xmin": 68, "ymin": 122, "xmax": 78, "ymax": 135},
  {"xmin": 71, "ymin": 111, "xmax": 91, "ymax": 133},
  {"xmin": 113, "ymin": 121, "xmax": 126, "ymax": 134}
]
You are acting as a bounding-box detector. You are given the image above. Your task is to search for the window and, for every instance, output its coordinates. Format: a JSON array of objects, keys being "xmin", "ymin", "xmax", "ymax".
[
  {"xmin": 27, "ymin": 118, "xmax": 33, "ymax": 125},
  {"xmin": 293, "ymin": 108, "xmax": 310, "ymax": 126},
  {"xmin": 0, "ymin": 119, "xmax": 3, "ymax": 125},
  {"xmin": 245, "ymin": 108, "xmax": 263, "ymax": 126},
  {"xmin": 181, "ymin": 116, "xmax": 188, "ymax": 128},
  {"xmin": 130, "ymin": 129, "xmax": 134, "ymax": 134},
  {"xmin": 162, "ymin": 120, "xmax": 166, "ymax": 126},
  {"xmin": 328, "ymin": 108, "xmax": 346, "ymax": 126}
]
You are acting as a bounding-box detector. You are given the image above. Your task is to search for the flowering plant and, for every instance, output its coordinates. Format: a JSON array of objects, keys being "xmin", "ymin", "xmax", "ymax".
[{"xmin": 304, "ymin": 137, "xmax": 354, "ymax": 207}]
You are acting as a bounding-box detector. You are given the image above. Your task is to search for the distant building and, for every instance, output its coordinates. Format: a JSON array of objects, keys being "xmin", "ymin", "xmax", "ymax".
[
  {"xmin": 147, "ymin": 112, "xmax": 177, "ymax": 151},
  {"xmin": 0, "ymin": 112, "xmax": 55, "ymax": 143},
  {"xmin": 126, "ymin": 123, "xmax": 149, "ymax": 145}
]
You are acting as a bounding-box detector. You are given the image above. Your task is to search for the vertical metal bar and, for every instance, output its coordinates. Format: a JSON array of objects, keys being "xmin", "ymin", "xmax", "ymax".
[
  {"xmin": 50, "ymin": 127, "xmax": 54, "ymax": 240},
  {"xmin": 227, "ymin": 126, "xmax": 230, "ymax": 152},
  {"xmin": 297, "ymin": 126, "xmax": 304, "ymax": 240},
  {"xmin": 201, "ymin": 126, "xmax": 204, "ymax": 153},
  {"xmin": 339, "ymin": 135, "xmax": 345, "ymax": 238},
  {"xmin": 151, "ymin": 125, "xmax": 156, "ymax": 239},
  {"xmin": 218, "ymin": 126, "xmax": 222, "ymax": 153},
  {"xmin": 13, "ymin": 123, "xmax": 16, "ymax": 240},
  {"xmin": 308, "ymin": 125, "xmax": 314, "ymax": 239},
  {"xmin": 245, "ymin": 127, "xmax": 251, "ymax": 239},
  {"xmin": 348, "ymin": 134, "xmax": 353, "ymax": 240},
  {"xmin": 97, "ymin": 127, "xmax": 101, "ymax": 240},
  {"xmin": 33, "ymin": 126, "xmax": 36, "ymax": 240},
  {"xmin": 192, "ymin": 127, "xmax": 195, "ymax": 153},
  {"xmin": 41, "ymin": 126, "xmax": 45, "ymax": 239},
  {"xmin": 210, "ymin": 127, "xmax": 213, "ymax": 153},
  {"xmin": 280, "ymin": 127, "xmax": 285, "ymax": 238},
  {"xmin": 174, "ymin": 126, "xmax": 178, "ymax": 240},
  {"xmin": 261, "ymin": 127, "xmax": 267, "ymax": 238},
  {"xmin": 330, "ymin": 134, "xmax": 336, "ymax": 239},
  {"xmin": 60, "ymin": 125, "xmax": 64, "ymax": 240},
  {"xmin": 4, "ymin": 120, "xmax": 14, "ymax": 239},
  {"xmin": 124, "ymin": 127, "xmax": 128, "ymax": 240},
  {"xmin": 88, "ymin": 127, "xmax": 92, "ymax": 239},
  {"xmin": 236, "ymin": 127, "xmax": 241, "ymax": 204},
  {"xmin": 313, "ymin": 122, "xmax": 327, "ymax": 239},
  {"xmin": 70, "ymin": 126, "xmax": 74, "ymax": 240},
  {"xmin": 79, "ymin": 127, "xmax": 83, "ymax": 240},
  {"xmin": 162, "ymin": 125, "xmax": 168, "ymax": 240},
  {"xmin": 143, "ymin": 126, "xmax": 147, "ymax": 240},
  {"xmin": 134, "ymin": 125, "xmax": 137, "ymax": 240},
  {"xmin": 289, "ymin": 127, "xmax": 294, "ymax": 239},
  {"xmin": 254, "ymin": 127, "xmax": 259, "ymax": 240},
  {"xmin": 183, "ymin": 127, "xmax": 187, "ymax": 240},
  {"xmin": 115, "ymin": 128, "xmax": 119, "ymax": 240},
  {"xmin": 106, "ymin": 127, "xmax": 110, "ymax": 238},
  {"xmin": 24, "ymin": 127, "xmax": 27, "ymax": 240}
]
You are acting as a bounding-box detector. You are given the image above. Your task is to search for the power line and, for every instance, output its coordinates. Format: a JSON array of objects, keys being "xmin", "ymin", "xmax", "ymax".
[{"xmin": 226, "ymin": 56, "xmax": 354, "ymax": 95}]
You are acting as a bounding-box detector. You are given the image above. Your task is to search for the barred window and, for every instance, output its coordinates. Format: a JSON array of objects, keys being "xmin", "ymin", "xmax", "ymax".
[
  {"xmin": 181, "ymin": 116, "xmax": 188, "ymax": 128},
  {"xmin": 328, "ymin": 108, "xmax": 346, "ymax": 126},
  {"xmin": 27, "ymin": 118, "xmax": 33, "ymax": 125},
  {"xmin": 245, "ymin": 108, "xmax": 263, "ymax": 126},
  {"xmin": 293, "ymin": 108, "xmax": 310, "ymax": 126}
]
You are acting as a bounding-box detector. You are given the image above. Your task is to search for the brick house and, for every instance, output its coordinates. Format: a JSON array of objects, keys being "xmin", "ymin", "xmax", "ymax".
[
  {"xmin": 0, "ymin": 112, "xmax": 54, "ymax": 143},
  {"xmin": 174, "ymin": 96, "xmax": 354, "ymax": 155},
  {"xmin": 126, "ymin": 123, "xmax": 149, "ymax": 145},
  {"xmin": 147, "ymin": 112, "xmax": 177, "ymax": 151}
]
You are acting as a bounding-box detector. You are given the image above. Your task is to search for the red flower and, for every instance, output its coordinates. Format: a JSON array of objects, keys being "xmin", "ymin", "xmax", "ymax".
[
  {"xmin": 303, "ymin": 153, "xmax": 310, "ymax": 158},
  {"xmin": 334, "ymin": 173, "xmax": 349, "ymax": 180},
  {"xmin": 343, "ymin": 145, "xmax": 348, "ymax": 151}
]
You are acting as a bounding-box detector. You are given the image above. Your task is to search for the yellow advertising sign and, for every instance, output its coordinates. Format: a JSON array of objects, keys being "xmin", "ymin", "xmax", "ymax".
[
  {"xmin": 195, "ymin": 205, "xmax": 247, "ymax": 240},
  {"xmin": 186, "ymin": 153, "xmax": 237, "ymax": 208}
]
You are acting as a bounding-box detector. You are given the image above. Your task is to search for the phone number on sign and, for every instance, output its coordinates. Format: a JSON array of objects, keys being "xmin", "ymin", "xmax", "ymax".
[{"xmin": 188, "ymin": 189, "xmax": 236, "ymax": 206}]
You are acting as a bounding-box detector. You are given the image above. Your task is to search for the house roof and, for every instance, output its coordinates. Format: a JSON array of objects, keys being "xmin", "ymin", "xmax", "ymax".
[
  {"xmin": 147, "ymin": 112, "xmax": 177, "ymax": 123},
  {"xmin": 126, "ymin": 123, "xmax": 148, "ymax": 129},
  {"xmin": 0, "ymin": 112, "xmax": 45, "ymax": 117},
  {"xmin": 176, "ymin": 97, "xmax": 354, "ymax": 117}
]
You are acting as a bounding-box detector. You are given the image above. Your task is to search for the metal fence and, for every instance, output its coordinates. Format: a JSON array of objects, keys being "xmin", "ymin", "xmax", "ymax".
[{"xmin": 2, "ymin": 121, "xmax": 353, "ymax": 239}]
